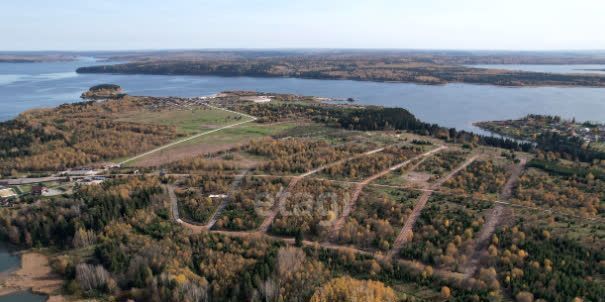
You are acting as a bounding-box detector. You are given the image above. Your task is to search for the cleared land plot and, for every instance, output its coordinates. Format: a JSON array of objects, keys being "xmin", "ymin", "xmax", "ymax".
[
  {"xmin": 174, "ymin": 175, "xmax": 235, "ymax": 224},
  {"xmin": 443, "ymin": 158, "xmax": 511, "ymax": 199},
  {"xmin": 374, "ymin": 147, "xmax": 467, "ymax": 187},
  {"xmin": 414, "ymin": 149, "xmax": 470, "ymax": 181},
  {"xmin": 116, "ymin": 107, "xmax": 243, "ymax": 134},
  {"xmin": 269, "ymin": 178, "xmax": 353, "ymax": 240},
  {"xmin": 512, "ymin": 167, "xmax": 605, "ymax": 218},
  {"xmin": 399, "ymin": 194, "xmax": 493, "ymax": 272},
  {"xmin": 335, "ymin": 187, "xmax": 420, "ymax": 251},
  {"xmin": 124, "ymin": 122, "xmax": 298, "ymax": 167},
  {"xmin": 212, "ymin": 176, "xmax": 289, "ymax": 231},
  {"xmin": 318, "ymin": 144, "xmax": 424, "ymax": 182},
  {"xmin": 391, "ymin": 281, "xmax": 445, "ymax": 302}
]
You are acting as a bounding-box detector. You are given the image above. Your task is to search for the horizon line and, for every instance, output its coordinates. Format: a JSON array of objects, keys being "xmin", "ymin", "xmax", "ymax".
[{"xmin": 2, "ymin": 48, "xmax": 605, "ymax": 54}]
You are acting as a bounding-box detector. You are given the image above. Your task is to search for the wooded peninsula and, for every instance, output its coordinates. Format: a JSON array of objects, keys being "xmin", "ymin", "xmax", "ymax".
[{"xmin": 76, "ymin": 52, "xmax": 605, "ymax": 87}]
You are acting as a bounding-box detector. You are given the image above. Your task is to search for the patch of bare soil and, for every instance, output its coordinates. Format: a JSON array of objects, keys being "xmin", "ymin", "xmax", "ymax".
[
  {"xmin": 132, "ymin": 142, "xmax": 240, "ymax": 167},
  {"xmin": 0, "ymin": 252, "xmax": 63, "ymax": 299},
  {"xmin": 404, "ymin": 172, "xmax": 432, "ymax": 186}
]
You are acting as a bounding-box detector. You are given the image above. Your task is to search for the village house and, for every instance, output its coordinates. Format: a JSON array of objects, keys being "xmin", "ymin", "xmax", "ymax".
[
  {"xmin": 31, "ymin": 185, "xmax": 48, "ymax": 196},
  {"xmin": 60, "ymin": 169, "xmax": 98, "ymax": 177}
]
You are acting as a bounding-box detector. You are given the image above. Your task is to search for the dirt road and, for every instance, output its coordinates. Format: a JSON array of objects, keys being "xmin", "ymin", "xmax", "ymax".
[
  {"xmin": 164, "ymin": 184, "xmax": 206, "ymax": 233},
  {"xmin": 388, "ymin": 154, "xmax": 479, "ymax": 258},
  {"xmin": 256, "ymin": 146, "xmax": 389, "ymax": 233},
  {"xmin": 204, "ymin": 169, "xmax": 249, "ymax": 229},
  {"xmin": 119, "ymin": 118, "xmax": 256, "ymax": 166},
  {"xmin": 462, "ymin": 157, "xmax": 527, "ymax": 278},
  {"xmin": 119, "ymin": 103, "xmax": 257, "ymax": 166},
  {"xmin": 329, "ymin": 145, "xmax": 447, "ymax": 240}
]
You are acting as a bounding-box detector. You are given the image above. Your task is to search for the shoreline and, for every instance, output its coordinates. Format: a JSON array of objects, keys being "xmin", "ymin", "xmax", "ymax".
[
  {"xmin": 74, "ymin": 69, "xmax": 605, "ymax": 88},
  {"xmin": 0, "ymin": 252, "xmax": 64, "ymax": 301}
]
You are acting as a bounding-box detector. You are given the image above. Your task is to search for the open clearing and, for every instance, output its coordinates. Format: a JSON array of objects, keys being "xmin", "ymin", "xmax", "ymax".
[
  {"xmin": 116, "ymin": 107, "xmax": 241, "ymax": 134},
  {"xmin": 126, "ymin": 121, "xmax": 299, "ymax": 167}
]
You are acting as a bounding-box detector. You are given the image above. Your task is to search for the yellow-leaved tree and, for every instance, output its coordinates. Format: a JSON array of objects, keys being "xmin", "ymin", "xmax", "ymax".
[{"xmin": 310, "ymin": 276, "xmax": 396, "ymax": 302}]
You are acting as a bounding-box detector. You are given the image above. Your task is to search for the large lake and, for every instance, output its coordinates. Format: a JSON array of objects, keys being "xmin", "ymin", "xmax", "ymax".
[{"xmin": 1, "ymin": 59, "xmax": 605, "ymax": 133}]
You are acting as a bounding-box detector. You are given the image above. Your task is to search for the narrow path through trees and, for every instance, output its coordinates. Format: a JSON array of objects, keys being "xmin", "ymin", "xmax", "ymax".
[
  {"xmin": 387, "ymin": 154, "xmax": 479, "ymax": 259},
  {"xmin": 461, "ymin": 157, "xmax": 527, "ymax": 278},
  {"xmin": 329, "ymin": 145, "xmax": 447, "ymax": 240},
  {"xmin": 257, "ymin": 146, "xmax": 387, "ymax": 233}
]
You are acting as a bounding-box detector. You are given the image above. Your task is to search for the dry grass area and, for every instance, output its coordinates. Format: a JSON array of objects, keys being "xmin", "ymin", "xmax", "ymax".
[
  {"xmin": 127, "ymin": 121, "xmax": 299, "ymax": 167},
  {"xmin": 115, "ymin": 106, "xmax": 240, "ymax": 134}
]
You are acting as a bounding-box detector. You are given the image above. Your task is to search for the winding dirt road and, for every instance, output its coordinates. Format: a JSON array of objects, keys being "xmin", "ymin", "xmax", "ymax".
[{"xmin": 164, "ymin": 184, "xmax": 206, "ymax": 232}]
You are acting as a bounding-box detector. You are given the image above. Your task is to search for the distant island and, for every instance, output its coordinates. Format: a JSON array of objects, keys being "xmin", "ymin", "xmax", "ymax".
[
  {"xmin": 0, "ymin": 53, "xmax": 77, "ymax": 63},
  {"xmin": 76, "ymin": 53, "xmax": 605, "ymax": 87},
  {"xmin": 81, "ymin": 84, "xmax": 125, "ymax": 99}
]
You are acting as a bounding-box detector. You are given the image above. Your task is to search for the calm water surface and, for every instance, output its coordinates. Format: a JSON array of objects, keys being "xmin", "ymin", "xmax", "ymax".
[
  {"xmin": 0, "ymin": 291, "xmax": 46, "ymax": 302},
  {"xmin": 1, "ymin": 60, "xmax": 605, "ymax": 133},
  {"xmin": 0, "ymin": 245, "xmax": 46, "ymax": 302},
  {"xmin": 0, "ymin": 244, "xmax": 19, "ymax": 273}
]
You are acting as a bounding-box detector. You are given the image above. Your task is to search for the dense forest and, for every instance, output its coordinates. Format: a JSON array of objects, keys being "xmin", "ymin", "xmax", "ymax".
[
  {"xmin": 536, "ymin": 132, "xmax": 605, "ymax": 163},
  {"xmin": 0, "ymin": 175, "xmax": 485, "ymax": 301},
  {"xmin": 492, "ymin": 225, "xmax": 605, "ymax": 302},
  {"xmin": 336, "ymin": 107, "xmax": 533, "ymax": 152},
  {"xmin": 475, "ymin": 114, "xmax": 605, "ymax": 163},
  {"xmin": 76, "ymin": 56, "xmax": 605, "ymax": 87},
  {"xmin": 0, "ymin": 97, "xmax": 181, "ymax": 174}
]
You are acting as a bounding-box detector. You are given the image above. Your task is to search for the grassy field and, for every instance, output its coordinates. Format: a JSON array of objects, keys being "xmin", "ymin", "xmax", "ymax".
[
  {"xmin": 124, "ymin": 121, "xmax": 300, "ymax": 167},
  {"xmin": 184, "ymin": 122, "xmax": 297, "ymax": 145},
  {"xmin": 116, "ymin": 107, "xmax": 241, "ymax": 134}
]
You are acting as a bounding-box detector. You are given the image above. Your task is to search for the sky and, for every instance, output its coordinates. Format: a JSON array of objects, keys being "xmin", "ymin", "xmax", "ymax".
[{"xmin": 2, "ymin": 0, "xmax": 605, "ymax": 51}]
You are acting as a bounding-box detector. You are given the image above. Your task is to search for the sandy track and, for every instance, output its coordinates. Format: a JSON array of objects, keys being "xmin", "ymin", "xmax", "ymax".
[
  {"xmin": 462, "ymin": 157, "xmax": 527, "ymax": 278},
  {"xmin": 0, "ymin": 252, "xmax": 63, "ymax": 299},
  {"xmin": 388, "ymin": 154, "xmax": 479, "ymax": 258},
  {"xmin": 165, "ymin": 184, "xmax": 207, "ymax": 233},
  {"xmin": 329, "ymin": 145, "xmax": 447, "ymax": 240}
]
